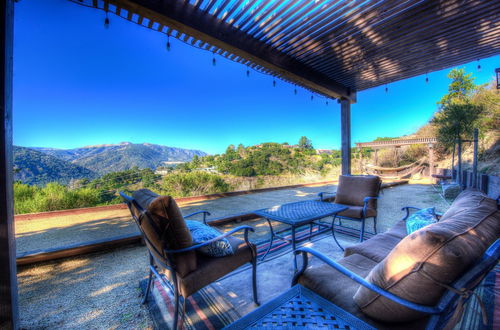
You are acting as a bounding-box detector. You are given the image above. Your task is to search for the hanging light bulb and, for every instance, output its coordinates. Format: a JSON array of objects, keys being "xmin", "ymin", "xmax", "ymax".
[
  {"xmin": 246, "ymin": 65, "xmax": 250, "ymax": 77},
  {"xmin": 425, "ymin": 73, "xmax": 429, "ymax": 84},
  {"xmin": 104, "ymin": 11, "xmax": 110, "ymax": 29},
  {"xmin": 166, "ymin": 35, "xmax": 171, "ymax": 52},
  {"xmin": 326, "ymin": 100, "xmax": 329, "ymax": 106},
  {"xmin": 477, "ymin": 59, "xmax": 481, "ymax": 71},
  {"xmin": 212, "ymin": 52, "xmax": 216, "ymax": 66},
  {"xmin": 273, "ymin": 78, "xmax": 276, "ymax": 87},
  {"xmin": 385, "ymin": 84, "xmax": 388, "ymax": 93},
  {"xmin": 311, "ymin": 94, "xmax": 314, "ymax": 101},
  {"xmin": 294, "ymin": 86, "xmax": 297, "ymax": 95}
]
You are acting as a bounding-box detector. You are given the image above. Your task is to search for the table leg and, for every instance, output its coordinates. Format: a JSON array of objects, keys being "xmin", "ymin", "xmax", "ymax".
[
  {"xmin": 260, "ymin": 218, "xmax": 275, "ymax": 261},
  {"xmin": 308, "ymin": 223, "xmax": 313, "ymax": 240},
  {"xmin": 292, "ymin": 226, "xmax": 297, "ymax": 271},
  {"xmin": 331, "ymin": 216, "xmax": 344, "ymax": 251}
]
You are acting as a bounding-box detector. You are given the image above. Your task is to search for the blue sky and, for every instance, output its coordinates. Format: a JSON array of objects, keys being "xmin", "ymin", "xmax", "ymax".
[{"xmin": 13, "ymin": 0, "xmax": 499, "ymax": 154}]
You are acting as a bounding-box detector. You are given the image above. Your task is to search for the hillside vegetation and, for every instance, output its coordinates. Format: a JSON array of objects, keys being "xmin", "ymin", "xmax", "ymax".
[{"xmin": 14, "ymin": 142, "xmax": 206, "ymax": 185}]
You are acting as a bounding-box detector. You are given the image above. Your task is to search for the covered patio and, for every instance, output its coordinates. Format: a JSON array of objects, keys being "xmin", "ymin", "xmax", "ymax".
[{"xmin": 1, "ymin": 0, "xmax": 499, "ymax": 328}]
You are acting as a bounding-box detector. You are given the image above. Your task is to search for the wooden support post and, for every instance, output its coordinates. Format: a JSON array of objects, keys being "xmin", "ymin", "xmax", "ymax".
[
  {"xmin": 0, "ymin": 1, "xmax": 18, "ymax": 328},
  {"xmin": 374, "ymin": 149, "xmax": 378, "ymax": 166},
  {"xmin": 340, "ymin": 98, "xmax": 351, "ymax": 175},
  {"xmin": 472, "ymin": 128, "xmax": 478, "ymax": 188},
  {"xmin": 428, "ymin": 143, "xmax": 435, "ymax": 182},
  {"xmin": 457, "ymin": 137, "xmax": 463, "ymax": 189}
]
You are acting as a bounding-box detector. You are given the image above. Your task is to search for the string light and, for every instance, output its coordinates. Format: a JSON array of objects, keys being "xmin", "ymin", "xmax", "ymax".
[
  {"xmin": 326, "ymin": 100, "xmax": 329, "ymax": 106},
  {"xmin": 79, "ymin": 2, "xmax": 335, "ymax": 105},
  {"xmin": 425, "ymin": 72, "xmax": 429, "ymax": 83},
  {"xmin": 477, "ymin": 59, "xmax": 481, "ymax": 71},
  {"xmin": 385, "ymin": 84, "xmax": 388, "ymax": 93},
  {"xmin": 104, "ymin": 11, "xmax": 110, "ymax": 29}
]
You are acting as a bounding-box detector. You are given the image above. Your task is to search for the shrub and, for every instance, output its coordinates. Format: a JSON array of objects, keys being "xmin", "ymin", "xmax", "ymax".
[{"xmin": 161, "ymin": 172, "xmax": 231, "ymax": 197}]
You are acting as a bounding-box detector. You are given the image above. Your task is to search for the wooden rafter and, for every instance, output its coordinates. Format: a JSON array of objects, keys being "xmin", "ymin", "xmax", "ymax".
[{"xmin": 75, "ymin": 0, "xmax": 499, "ymax": 95}]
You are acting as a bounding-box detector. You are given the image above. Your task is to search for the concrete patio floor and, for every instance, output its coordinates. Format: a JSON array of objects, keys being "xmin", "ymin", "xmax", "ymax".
[{"xmin": 17, "ymin": 183, "xmax": 450, "ymax": 329}]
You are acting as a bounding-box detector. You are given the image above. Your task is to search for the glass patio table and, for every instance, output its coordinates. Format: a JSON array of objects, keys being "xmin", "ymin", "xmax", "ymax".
[{"xmin": 254, "ymin": 200, "xmax": 347, "ymax": 269}]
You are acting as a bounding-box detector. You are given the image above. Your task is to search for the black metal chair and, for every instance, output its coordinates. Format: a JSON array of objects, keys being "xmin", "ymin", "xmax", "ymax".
[
  {"xmin": 318, "ymin": 175, "xmax": 381, "ymax": 249},
  {"xmin": 120, "ymin": 189, "xmax": 259, "ymax": 329}
]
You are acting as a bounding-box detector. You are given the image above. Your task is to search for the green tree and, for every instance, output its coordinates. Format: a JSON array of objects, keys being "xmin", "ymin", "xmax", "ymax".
[
  {"xmin": 298, "ymin": 136, "xmax": 313, "ymax": 150},
  {"xmin": 432, "ymin": 68, "xmax": 483, "ymax": 150}
]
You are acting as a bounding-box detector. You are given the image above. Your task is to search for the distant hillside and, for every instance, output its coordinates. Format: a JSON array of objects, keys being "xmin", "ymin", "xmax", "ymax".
[
  {"xmin": 13, "ymin": 146, "xmax": 98, "ymax": 185},
  {"xmin": 30, "ymin": 142, "xmax": 207, "ymax": 176}
]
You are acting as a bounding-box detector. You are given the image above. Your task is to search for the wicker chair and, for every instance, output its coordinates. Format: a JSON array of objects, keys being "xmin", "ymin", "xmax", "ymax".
[
  {"xmin": 120, "ymin": 189, "xmax": 258, "ymax": 329},
  {"xmin": 318, "ymin": 175, "xmax": 381, "ymax": 249}
]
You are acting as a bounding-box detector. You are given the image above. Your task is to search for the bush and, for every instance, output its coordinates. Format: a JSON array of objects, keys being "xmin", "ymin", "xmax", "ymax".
[
  {"xmin": 14, "ymin": 182, "xmax": 102, "ymax": 214},
  {"xmin": 161, "ymin": 172, "xmax": 231, "ymax": 197}
]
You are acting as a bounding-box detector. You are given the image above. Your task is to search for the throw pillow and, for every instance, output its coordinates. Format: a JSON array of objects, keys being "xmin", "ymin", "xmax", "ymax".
[
  {"xmin": 405, "ymin": 207, "xmax": 437, "ymax": 234},
  {"xmin": 185, "ymin": 220, "xmax": 234, "ymax": 257}
]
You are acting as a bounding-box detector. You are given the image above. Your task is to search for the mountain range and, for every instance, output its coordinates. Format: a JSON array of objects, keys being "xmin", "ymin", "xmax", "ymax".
[{"xmin": 14, "ymin": 142, "xmax": 207, "ymax": 185}]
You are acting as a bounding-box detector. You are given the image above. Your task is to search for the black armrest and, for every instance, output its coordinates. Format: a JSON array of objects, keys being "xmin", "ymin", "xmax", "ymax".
[
  {"xmin": 362, "ymin": 196, "xmax": 379, "ymax": 217},
  {"xmin": 164, "ymin": 226, "xmax": 254, "ymax": 254},
  {"xmin": 185, "ymin": 210, "xmax": 211, "ymax": 224},
  {"xmin": 292, "ymin": 247, "xmax": 441, "ymax": 315},
  {"xmin": 318, "ymin": 192, "xmax": 336, "ymax": 202},
  {"xmin": 401, "ymin": 206, "xmax": 442, "ymax": 221}
]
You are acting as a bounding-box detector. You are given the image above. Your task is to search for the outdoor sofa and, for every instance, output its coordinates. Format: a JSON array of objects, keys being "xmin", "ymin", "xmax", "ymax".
[{"xmin": 293, "ymin": 189, "xmax": 500, "ymax": 329}]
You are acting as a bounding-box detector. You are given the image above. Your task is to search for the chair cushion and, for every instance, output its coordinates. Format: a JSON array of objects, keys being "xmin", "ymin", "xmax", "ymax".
[
  {"xmin": 344, "ymin": 233, "xmax": 402, "ymax": 262},
  {"xmin": 384, "ymin": 220, "xmax": 408, "ymax": 239},
  {"xmin": 132, "ymin": 189, "xmax": 196, "ymax": 276},
  {"xmin": 337, "ymin": 206, "xmax": 377, "ymax": 219},
  {"xmin": 334, "ymin": 175, "xmax": 381, "ymax": 207},
  {"xmin": 405, "ymin": 207, "xmax": 437, "ymax": 234},
  {"xmin": 186, "ymin": 220, "xmax": 234, "ymax": 257},
  {"xmin": 177, "ymin": 236, "xmax": 255, "ymax": 297},
  {"xmin": 353, "ymin": 190, "xmax": 500, "ymax": 323}
]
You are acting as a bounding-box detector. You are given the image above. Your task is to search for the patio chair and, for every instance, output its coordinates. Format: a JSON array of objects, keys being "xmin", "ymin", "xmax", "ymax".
[
  {"xmin": 120, "ymin": 189, "xmax": 259, "ymax": 329},
  {"xmin": 318, "ymin": 175, "xmax": 381, "ymax": 248}
]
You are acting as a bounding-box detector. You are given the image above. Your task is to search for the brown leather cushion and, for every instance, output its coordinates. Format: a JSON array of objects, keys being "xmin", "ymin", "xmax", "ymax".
[
  {"xmin": 298, "ymin": 254, "xmax": 428, "ymax": 329},
  {"xmin": 338, "ymin": 206, "xmax": 377, "ymax": 219},
  {"xmin": 384, "ymin": 220, "xmax": 408, "ymax": 239},
  {"xmin": 354, "ymin": 190, "xmax": 500, "ymax": 323},
  {"xmin": 334, "ymin": 175, "xmax": 381, "ymax": 213},
  {"xmin": 344, "ymin": 233, "xmax": 402, "ymax": 262},
  {"xmin": 176, "ymin": 236, "xmax": 255, "ymax": 297},
  {"xmin": 439, "ymin": 189, "xmax": 485, "ymax": 221},
  {"xmin": 132, "ymin": 189, "xmax": 196, "ymax": 276}
]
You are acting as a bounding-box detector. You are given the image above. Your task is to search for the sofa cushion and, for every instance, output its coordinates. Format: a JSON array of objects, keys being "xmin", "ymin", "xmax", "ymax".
[
  {"xmin": 133, "ymin": 189, "xmax": 196, "ymax": 276},
  {"xmin": 298, "ymin": 254, "xmax": 377, "ymax": 315},
  {"xmin": 334, "ymin": 175, "xmax": 381, "ymax": 208},
  {"xmin": 344, "ymin": 233, "xmax": 402, "ymax": 262},
  {"xmin": 186, "ymin": 220, "xmax": 233, "ymax": 257},
  {"xmin": 298, "ymin": 254, "xmax": 429, "ymax": 329},
  {"xmin": 439, "ymin": 189, "xmax": 485, "ymax": 221},
  {"xmin": 353, "ymin": 190, "xmax": 500, "ymax": 323},
  {"xmin": 405, "ymin": 207, "xmax": 437, "ymax": 234},
  {"xmin": 384, "ymin": 220, "xmax": 408, "ymax": 239}
]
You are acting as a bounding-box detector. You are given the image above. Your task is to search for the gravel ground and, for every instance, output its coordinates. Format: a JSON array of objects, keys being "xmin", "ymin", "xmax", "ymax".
[{"xmin": 17, "ymin": 183, "xmax": 450, "ymax": 329}]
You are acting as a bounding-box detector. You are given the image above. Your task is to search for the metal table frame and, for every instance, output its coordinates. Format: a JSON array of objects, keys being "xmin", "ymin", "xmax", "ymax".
[
  {"xmin": 224, "ymin": 284, "xmax": 375, "ymax": 329},
  {"xmin": 254, "ymin": 200, "xmax": 347, "ymax": 269}
]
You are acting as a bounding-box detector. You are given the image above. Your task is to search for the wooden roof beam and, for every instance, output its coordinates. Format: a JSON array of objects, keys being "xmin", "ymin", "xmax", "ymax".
[{"xmin": 108, "ymin": 0, "xmax": 356, "ymax": 102}]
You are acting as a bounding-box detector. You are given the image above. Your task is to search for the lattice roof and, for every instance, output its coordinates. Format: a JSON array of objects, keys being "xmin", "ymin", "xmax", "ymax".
[{"xmin": 74, "ymin": 0, "xmax": 500, "ymax": 102}]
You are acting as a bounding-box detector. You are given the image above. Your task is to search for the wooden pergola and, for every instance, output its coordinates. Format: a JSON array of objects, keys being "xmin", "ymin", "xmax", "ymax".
[{"xmin": 1, "ymin": 0, "xmax": 499, "ymax": 327}]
